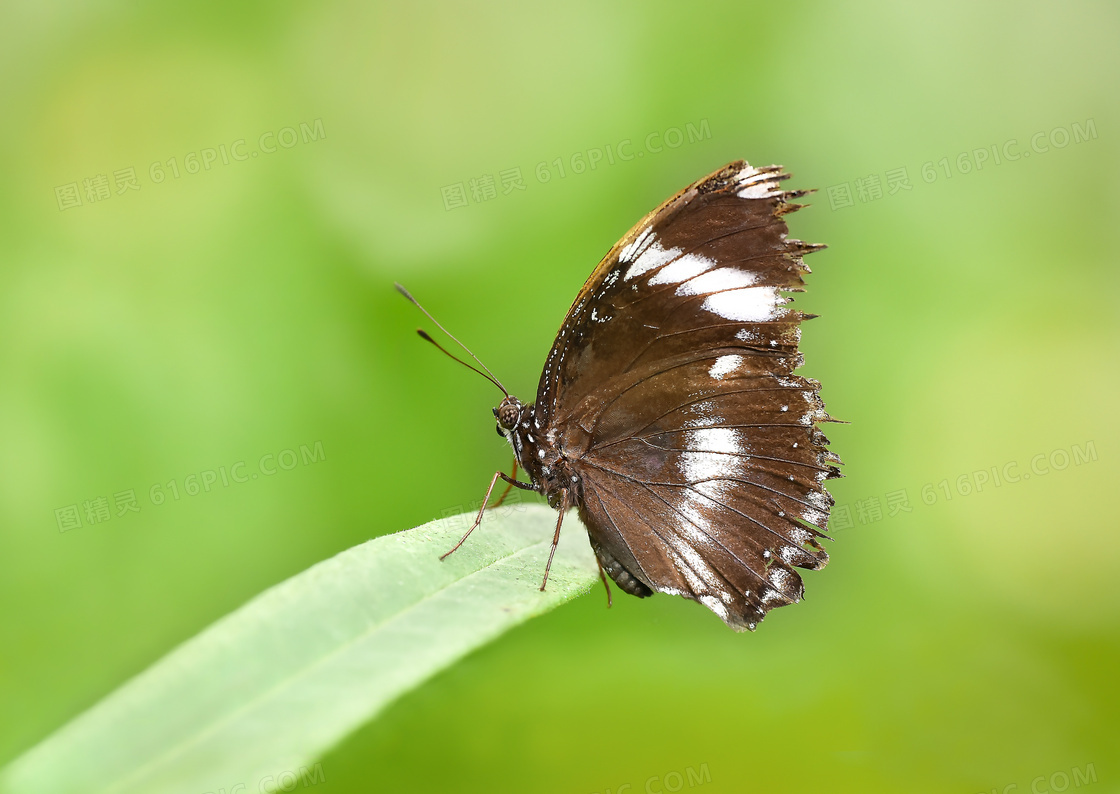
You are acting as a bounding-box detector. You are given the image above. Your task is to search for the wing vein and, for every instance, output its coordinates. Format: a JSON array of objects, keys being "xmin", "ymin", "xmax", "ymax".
[{"xmin": 579, "ymin": 457, "xmax": 820, "ymax": 565}]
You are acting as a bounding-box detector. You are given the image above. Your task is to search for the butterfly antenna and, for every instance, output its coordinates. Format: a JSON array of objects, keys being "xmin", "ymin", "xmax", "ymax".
[
  {"xmin": 414, "ymin": 330, "xmax": 508, "ymax": 395},
  {"xmin": 396, "ymin": 283, "xmax": 508, "ymax": 396}
]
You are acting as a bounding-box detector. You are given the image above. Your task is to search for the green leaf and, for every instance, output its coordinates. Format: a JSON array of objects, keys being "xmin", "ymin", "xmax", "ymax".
[{"xmin": 1, "ymin": 505, "xmax": 596, "ymax": 794}]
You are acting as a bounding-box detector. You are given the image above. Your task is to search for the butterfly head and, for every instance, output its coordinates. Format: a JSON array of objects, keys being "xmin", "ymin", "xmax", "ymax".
[{"xmin": 493, "ymin": 395, "xmax": 524, "ymax": 436}]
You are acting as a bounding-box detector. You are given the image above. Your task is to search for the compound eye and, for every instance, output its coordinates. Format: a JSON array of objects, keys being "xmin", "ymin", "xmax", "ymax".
[
  {"xmin": 495, "ymin": 423, "xmax": 504, "ymax": 437},
  {"xmin": 498, "ymin": 403, "xmax": 519, "ymax": 429}
]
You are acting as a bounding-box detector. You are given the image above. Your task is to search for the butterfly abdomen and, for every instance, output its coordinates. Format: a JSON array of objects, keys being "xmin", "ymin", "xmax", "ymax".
[{"xmin": 589, "ymin": 537, "xmax": 653, "ymax": 598}]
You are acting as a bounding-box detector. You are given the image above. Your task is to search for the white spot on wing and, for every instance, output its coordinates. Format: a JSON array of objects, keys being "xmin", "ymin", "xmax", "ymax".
[
  {"xmin": 678, "ymin": 430, "xmax": 745, "ymax": 483},
  {"xmin": 648, "ymin": 253, "xmax": 715, "ymax": 286},
  {"xmin": 700, "ymin": 594, "xmax": 731, "ymax": 620},
  {"xmin": 694, "ymin": 479, "xmax": 732, "ymax": 500},
  {"xmin": 738, "ymin": 182, "xmax": 778, "ymax": 199},
  {"xmin": 679, "ymin": 561, "xmax": 707, "ymax": 594},
  {"xmin": 676, "ymin": 266, "xmax": 758, "ymax": 297},
  {"xmin": 760, "ymin": 588, "xmax": 785, "ymax": 604},
  {"xmin": 803, "ymin": 508, "xmax": 827, "ymax": 528},
  {"xmin": 702, "ymin": 287, "xmax": 783, "ymax": 322},
  {"xmin": 709, "ymin": 354, "xmax": 743, "ymax": 380},
  {"xmin": 624, "ymin": 240, "xmax": 682, "ymax": 281},
  {"xmin": 675, "ymin": 493, "xmax": 714, "ymax": 545},
  {"xmin": 685, "ymin": 428, "xmax": 743, "ymax": 455},
  {"xmin": 618, "ymin": 226, "xmax": 654, "ymax": 264},
  {"xmin": 734, "ymin": 165, "xmax": 784, "ymax": 199},
  {"xmin": 679, "ymin": 452, "xmax": 723, "ymax": 483}
]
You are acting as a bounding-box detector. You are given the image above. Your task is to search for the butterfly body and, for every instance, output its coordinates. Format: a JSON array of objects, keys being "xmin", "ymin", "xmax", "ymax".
[
  {"xmin": 495, "ymin": 394, "xmax": 656, "ymax": 598},
  {"xmin": 439, "ymin": 160, "xmax": 839, "ymax": 632},
  {"xmin": 493, "ymin": 398, "xmax": 569, "ymax": 509}
]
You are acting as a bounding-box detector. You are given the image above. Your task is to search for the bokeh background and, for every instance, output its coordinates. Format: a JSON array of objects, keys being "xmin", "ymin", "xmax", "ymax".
[{"xmin": 2, "ymin": 1, "xmax": 1118, "ymax": 792}]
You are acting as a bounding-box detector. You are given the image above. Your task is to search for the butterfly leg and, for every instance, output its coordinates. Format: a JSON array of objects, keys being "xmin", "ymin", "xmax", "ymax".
[
  {"xmin": 489, "ymin": 457, "xmax": 520, "ymax": 508},
  {"xmin": 539, "ymin": 489, "xmax": 572, "ymax": 592},
  {"xmin": 440, "ymin": 470, "xmax": 537, "ymax": 561},
  {"xmin": 594, "ymin": 554, "xmax": 614, "ymax": 608}
]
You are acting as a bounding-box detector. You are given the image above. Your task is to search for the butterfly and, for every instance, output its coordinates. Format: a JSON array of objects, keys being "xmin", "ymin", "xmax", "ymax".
[{"xmin": 400, "ymin": 159, "xmax": 841, "ymax": 631}]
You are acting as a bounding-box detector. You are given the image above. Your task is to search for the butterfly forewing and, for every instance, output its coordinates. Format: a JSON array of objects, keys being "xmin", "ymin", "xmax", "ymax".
[{"xmin": 537, "ymin": 160, "xmax": 839, "ymax": 631}]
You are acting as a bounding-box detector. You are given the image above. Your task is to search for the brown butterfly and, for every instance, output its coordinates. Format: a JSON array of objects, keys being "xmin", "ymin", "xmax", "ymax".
[{"xmin": 401, "ymin": 159, "xmax": 840, "ymax": 631}]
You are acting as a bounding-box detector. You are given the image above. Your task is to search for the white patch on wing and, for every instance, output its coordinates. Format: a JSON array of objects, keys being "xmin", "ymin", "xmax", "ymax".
[
  {"xmin": 709, "ymin": 354, "xmax": 743, "ymax": 380},
  {"xmin": 701, "ymin": 286, "xmax": 784, "ymax": 322},
  {"xmin": 624, "ymin": 239, "xmax": 681, "ymax": 282},
  {"xmin": 648, "ymin": 252, "xmax": 715, "ymax": 286},
  {"xmin": 700, "ymin": 594, "xmax": 731, "ymax": 620},
  {"xmin": 735, "ymin": 165, "xmax": 772, "ymax": 185},
  {"xmin": 666, "ymin": 534, "xmax": 733, "ymax": 621},
  {"xmin": 679, "ymin": 451, "xmax": 724, "ymax": 483},
  {"xmin": 694, "ymin": 479, "xmax": 733, "ymax": 507},
  {"xmin": 807, "ymin": 491, "xmax": 831, "ymax": 511},
  {"xmin": 676, "ymin": 266, "xmax": 758, "ymax": 297},
  {"xmin": 674, "ymin": 551, "xmax": 709, "ymax": 595},
  {"xmin": 682, "ymin": 401, "xmax": 725, "ymax": 429},
  {"xmin": 676, "ymin": 491, "xmax": 714, "ymax": 542},
  {"xmin": 803, "ymin": 507, "xmax": 827, "ymax": 529},
  {"xmin": 618, "ymin": 226, "xmax": 654, "ymax": 264},
  {"xmin": 760, "ymin": 588, "xmax": 786, "ymax": 604},
  {"xmin": 738, "ymin": 182, "xmax": 780, "ymax": 199},
  {"xmin": 685, "ymin": 428, "xmax": 743, "ymax": 455},
  {"xmin": 678, "ymin": 431, "xmax": 745, "ymax": 484},
  {"xmin": 734, "ymin": 165, "xmax": 784, "ymax": 199}
]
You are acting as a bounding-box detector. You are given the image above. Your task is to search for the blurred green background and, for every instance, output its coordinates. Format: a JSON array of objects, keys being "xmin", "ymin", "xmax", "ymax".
[{"xmin": 1, "ymin": 1, "xmax": 1117, "ymax": 792}]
